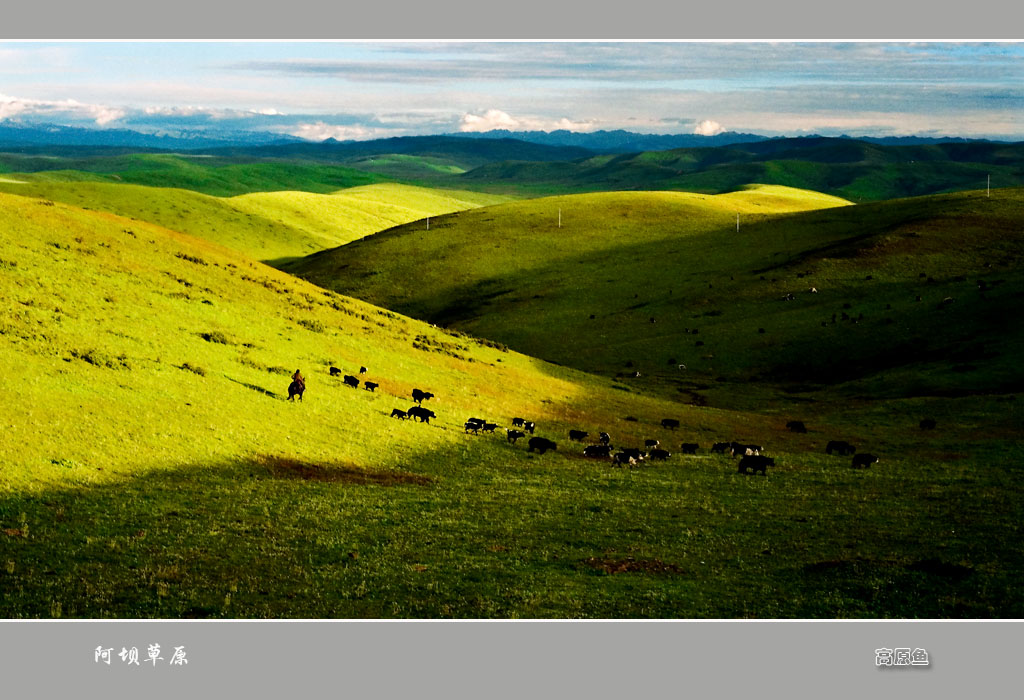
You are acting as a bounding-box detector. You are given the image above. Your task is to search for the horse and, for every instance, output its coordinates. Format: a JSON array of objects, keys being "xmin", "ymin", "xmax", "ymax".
[{"xmin": 288, "ymin": 380, "xmax": 305, "ymax": 401}]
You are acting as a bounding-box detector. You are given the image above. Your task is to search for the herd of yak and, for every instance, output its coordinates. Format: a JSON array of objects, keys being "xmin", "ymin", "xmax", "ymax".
[{"xmin": 292, "ymin": 366, "xmax": 899, "ymax": 476}]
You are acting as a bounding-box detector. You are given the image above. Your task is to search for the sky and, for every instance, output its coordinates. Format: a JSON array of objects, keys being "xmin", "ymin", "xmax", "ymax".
[{"xmin": 0, "ymin": 41, "xmax": 1021, "ymax": 141}]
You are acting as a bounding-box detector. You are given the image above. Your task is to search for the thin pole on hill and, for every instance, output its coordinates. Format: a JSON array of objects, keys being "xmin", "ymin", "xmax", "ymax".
[
  {"xmin": 736, "ymin": 213, "xmax": 739, "ymax": 233},
  {"xmin": 558, "ymin": 208, "xmax": 561, "ymax": 228},
  {"xmin": 987, "ymin": 175, "xmax": 990, "ymax": 197},
  {"xmin": 426, "ymin": 216, "xmax": 430, "ymax": 230}
]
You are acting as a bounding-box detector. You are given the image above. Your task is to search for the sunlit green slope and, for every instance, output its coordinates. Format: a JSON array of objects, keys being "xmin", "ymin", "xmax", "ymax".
[
  {"xmin": 0, "ymin": 179, "xmax": 512, "ymax": 262},
  {"xmin": 288, "ymin": 185, "xmax": 850, "ymax": 306}
]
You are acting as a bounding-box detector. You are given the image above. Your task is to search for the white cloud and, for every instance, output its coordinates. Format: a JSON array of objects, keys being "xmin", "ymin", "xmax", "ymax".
[
  {"xmin": 288, "ymin": 121, "xmax": 396, "ymax": 142},
  {"xmin": 144, "ymin": 105, "xmax": 215, "ymax": 117},
  {"xmin": 0, "ymin": 92, "xmax": 124, "ymax": 126},
  {"xmin": 550, "ymin": 117, "xmax": 597, "ymax": 132},
  {"xmin": 459, "ymin": 109, "xmax": 596, "ymax": 133},
  {"xmin": 0, "ymin": 94, "xmax": 30, "ymax": 120},
  {"xmin": 693, "ymin": 119, "xmax": 725, "ymax": 136},
  {"xmin": 142, "ymin": 105, "xmax": 285, "ymax": 120},
  {"xmin": 460, "ymin": 109, "xmax": 520, "ymax": 132}
]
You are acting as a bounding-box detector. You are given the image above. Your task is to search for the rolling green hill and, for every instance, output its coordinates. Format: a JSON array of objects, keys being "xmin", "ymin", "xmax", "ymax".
[
  {"xmin": 203, "ymin": 135, "xmax": 594, "ymax": 167},
  {"xmin": 0, "ymin": 138, "xmax": 591, "ymax": 196},
  {"xmin": 0, "ymin": 179, "xmax": 512, "ymax": 263},
  {"xmin": 287, "ymin": 185, "xmax": 1024, "ymax": 408},
  {"xmin": 6, "ymin": 137, "xmax": 1020, "ymax": 203},
  {"xmin": 457, "ymin": 138, "xmax": 1024, "ymax": 200},
  {"xmin": 0, "ymin": 152, "xmax": 390, "ymax": 197},
  {"xmin": 3, "ymin": 188, "xmax": 1022, "ymax": 618},
  {"xmin": 288, "ymin": 185, "xmax": 852, "ymax": 301}
]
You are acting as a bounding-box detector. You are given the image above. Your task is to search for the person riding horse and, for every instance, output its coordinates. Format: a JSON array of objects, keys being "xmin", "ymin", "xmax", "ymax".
[{"xmin": 288, "ymin": 369, "xmax": 306, "ymax": 401}]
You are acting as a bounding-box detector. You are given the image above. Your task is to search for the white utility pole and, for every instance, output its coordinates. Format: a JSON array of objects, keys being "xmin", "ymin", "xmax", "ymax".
[
  {"xmin": 558, "ymin": 208, "xmax": 561, "ymax": 228},
  {"xmin": 736, "ymin": 213, "xmax": 739, "ymax": 232},
  {"xmin": 987, "ymin": 175, "xmax": 990, "ymax": 198},
  {"xmin": 426, "ymin": 216, "xmax": 430, "ymax": 230}
]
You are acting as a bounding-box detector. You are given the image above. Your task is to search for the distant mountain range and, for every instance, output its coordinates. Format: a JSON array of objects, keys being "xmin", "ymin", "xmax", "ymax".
[
  {"xmin": 447, "ymin": 129, "xmax": 770, "ymax": 152},
  {"xmin": 1, "ymin": 121, "xmax": 1016, "ymax": 154},
  {"xmin": 447, "ymin": 129, "xmax": 1016, "ymax": 153},
  {"xmin": 0, "ymin": 122, "xmax": 304, "ymax": 150}
]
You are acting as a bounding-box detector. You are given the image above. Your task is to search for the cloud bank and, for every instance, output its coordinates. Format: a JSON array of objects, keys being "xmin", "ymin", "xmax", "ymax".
[
  {"xmin": 459, "ymin": 109, "xmax": 596, "ymax": 133},
  {"xmin": 693, "ymin": 120, "xmax": 725, "ymax": 136},
  {"xmin": 1, "ymin": 93, "xmax": 125, "ymax": 126}
]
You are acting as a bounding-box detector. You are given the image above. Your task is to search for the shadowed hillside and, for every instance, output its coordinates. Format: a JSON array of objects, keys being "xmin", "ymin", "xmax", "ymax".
[
  {"xmin": 457, "ymin": 137, "xmax": 1024, "ymax": 200},
  {"xmin": 286, "ymin": 185, "xmax": 1024, "ymax": 408}
]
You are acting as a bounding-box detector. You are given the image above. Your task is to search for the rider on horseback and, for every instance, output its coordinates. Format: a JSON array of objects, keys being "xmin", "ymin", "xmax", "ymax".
[{"xmin": 288, "ymin": 370, "xmax": 306, "ymax": 401}]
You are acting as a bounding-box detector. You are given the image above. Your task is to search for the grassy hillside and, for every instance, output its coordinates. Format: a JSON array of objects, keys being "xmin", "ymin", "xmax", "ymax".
[
  {"xmin": 287, "ymin": 186, "xmax": 1024, "ymax": 408},
  {"xmin": 3, "ymin": 190, "xmax": 1022, "ymax": 618},
  {"xmin": 0, "ymin": 140, "xmax": 588, "ymax": 195},
  {"xmin": 457, "ymin": 138, "xmax": 1024, "ymax": 200},
  {"xmin": 0, "ymin": 152, "xmax": 389, "ymax": 197},
  {"xmin": 341, "ymin": 154, "xmax": 469, "ymax": 180},
  {"xmin": 288, "ymin": 184, "xmax": 851, "ymax": 299},
  {"xmin": 203, "ymin": 135, "xmax": 594, "ymax": 167},
  {"xmin": 286, "ymin": 185, "xmax": 853, "ymax": 369},
  {"xmin": 0, "ymin": 179, "xmax": 512, "ymax": 263},
  {"xmin": 7, "ymin": 137, "xmax": 1020, "ymax": 202}
]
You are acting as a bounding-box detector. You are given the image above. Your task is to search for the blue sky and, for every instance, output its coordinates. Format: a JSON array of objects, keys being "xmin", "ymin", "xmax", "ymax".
[{"xmin": 1, "ymin": 42, "xmax": 1021, "ymax": 140}]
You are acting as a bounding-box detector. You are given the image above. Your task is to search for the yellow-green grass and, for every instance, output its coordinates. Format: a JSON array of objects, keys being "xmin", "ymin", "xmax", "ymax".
[
  {"xmin": 3, "ymin": 190, "xmax": 1022, "ymax": 618},
  {"xmin": 288, "ymin": 185, "xmax": 849, "ymax": 303},
  {"xmin": 287, "ymin": 185, "xmax": 852, "ymax": 367},
  {"xmin": 0, "ymin": 190, "xmax": 752, "ymax": 616},
  {"xmin": 0, "ymin": 179, "xmax": 512, "ymax": 263},
  {"xmin": 229, "ymin": 183, "xmax": 511, "ymax": 260}
]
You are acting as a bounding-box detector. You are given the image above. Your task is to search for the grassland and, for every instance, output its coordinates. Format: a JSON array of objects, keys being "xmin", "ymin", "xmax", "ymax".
[
  {"xmin": 288, "ymin": 186, "xmax": 1024, "ymax": 405},
  {"xmin": 2, "ymin": 184, "xmax": 1022, "ymax": 619},
  {"xmin": 456, "ymin": 138, "xmax": 1024, "ymax": 200},
  {"xmin": 0, "ymin": 152, "xmax": 390, "ymax": 197},
  {"xmin": 0, "ymin": 179, "xmax": 512, "ymax": 263},
  {"xmin": 288, "ymin": 184, "xmax": 852, "ymax": 304}
]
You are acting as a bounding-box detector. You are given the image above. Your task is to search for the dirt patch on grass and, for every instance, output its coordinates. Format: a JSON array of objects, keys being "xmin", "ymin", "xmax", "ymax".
[
  {"xmin": 257, "ymin": 455, "xmax": 432, "ymax": 486},
  {"xmin": 926, "ymin": 452, "xmax": 970, "ymax": 461},
  {"xmin": 583, "ymin": 556, "xmax": 686, "ymax": 576},
  {"xmin": 677, "ymin": 388, "xmax": 709, "ymax": 406}
]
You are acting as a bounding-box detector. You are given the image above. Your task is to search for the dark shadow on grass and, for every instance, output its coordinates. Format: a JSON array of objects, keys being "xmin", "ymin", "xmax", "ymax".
[
  {"xmin": 0, "ymin": 452, "xmax": 436, "ymax": 619},
  {"xmin": 3, "ymin": 428, "xmax": 1023, "ymax": 619},
  {"xmin": 223, "ymin": 375, "xmax": 281, "ymax": 399},
  {"xmin": 793, "ymin": 556, "xmax": 989, "ymax": 617}
]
